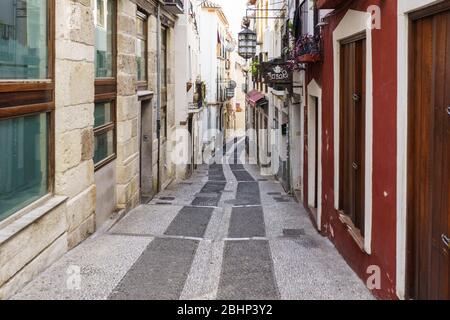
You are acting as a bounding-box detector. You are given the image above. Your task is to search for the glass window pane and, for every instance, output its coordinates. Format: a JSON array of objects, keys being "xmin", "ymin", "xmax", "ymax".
[
  {"xmin": 161, "ymin": 27, "xmax": 167, "ymax": 87},
  {"xmin": 94, "ymin": 101, "xmax": 113, "ymax": 128},
  {"xmin": 136, "ymin": 17, "xmax": 145, "ymax": 38},
  {"xmin": 95, "ymin": 0, "xmax": 114, "ymax": 78},
  {"xmin": 94, "ymin": 130, "xmax": 114, "ymax": 164},
  {"xmin": 0, "ymin": 0, "xmax": 48, "ymax": 79},
  {"xmin": 136, "ymin": 38, "xmax": 146, "ymax": 82},
  {"xmin": 0, "ymin": 113, "xmax": 48, "ymax": 221}
]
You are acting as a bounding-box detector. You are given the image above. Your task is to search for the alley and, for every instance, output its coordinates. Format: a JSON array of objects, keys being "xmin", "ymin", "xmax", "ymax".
[{"xmin": 12, "ymin": 138, "xmax": 372, "ymax": 300}]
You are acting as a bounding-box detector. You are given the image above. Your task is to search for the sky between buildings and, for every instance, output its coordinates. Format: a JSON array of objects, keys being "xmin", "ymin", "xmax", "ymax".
[{"xmin": 213, "ymin": 0, "xmax": 248, "ymax": 39}]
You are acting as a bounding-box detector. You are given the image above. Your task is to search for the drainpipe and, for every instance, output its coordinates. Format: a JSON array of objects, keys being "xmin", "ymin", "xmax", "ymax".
[{"xmin": 156, "ymin": 4, "xmax": 161, "ymax": 192}]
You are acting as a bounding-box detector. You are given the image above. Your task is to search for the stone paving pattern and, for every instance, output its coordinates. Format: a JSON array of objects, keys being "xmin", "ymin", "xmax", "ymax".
[{"xmin": 12, "ymin": 137, "xmax": 374, "ymax": 300}]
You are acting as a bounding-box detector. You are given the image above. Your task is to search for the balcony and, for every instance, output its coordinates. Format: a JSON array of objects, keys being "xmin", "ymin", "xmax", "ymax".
[
  {"xmin": 316, "ymin": 0, "xmax": 348, "ymax": 9},
  {"xmin": 295, "ymin": 35, "xmax": 322, "ymax": 64},
  {"xmin": 163, "ymin": 0, "xmax": 184, "ymax": 14}
]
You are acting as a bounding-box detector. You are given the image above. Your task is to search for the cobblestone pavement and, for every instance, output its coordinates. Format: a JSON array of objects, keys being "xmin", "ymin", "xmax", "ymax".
[{"xmin": 12, "ymin": 137, "xmax": 374, "ymax": 300}]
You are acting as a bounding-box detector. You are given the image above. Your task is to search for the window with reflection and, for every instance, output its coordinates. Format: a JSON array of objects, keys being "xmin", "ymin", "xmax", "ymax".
[
  {"xmin": 0, "ymin": 0, "xmax": 53, "ymax": 222},
  {"xmin": 93, "ymin": 0, "xmax": 116, "ymax": 170},
  {"xmin": 95, "ymin": 0, "xmax": 114, "ymax": 78},
  {"xmin": 0, "ymin": 113, "xmax": 49, "ymax": 221},
  {"xmin": 161, "ymin": 26, "xmax": 168, "ymax": 88},
  {"xmin": 136, "ymin": 11, "xmax": 147, "ymax": 84},
  {"xmin": 0, "ymin": 0, "xmax": 48, "ymax": 79},
  {"xmin": 93, "ymin": 101, "xmax": 116, "ymax": 165}
]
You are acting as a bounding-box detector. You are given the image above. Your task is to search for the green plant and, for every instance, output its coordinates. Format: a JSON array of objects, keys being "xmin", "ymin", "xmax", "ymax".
[
  {"xmin": 250, "ymin": 61, "xmax": 259, "ymax": 77},
  {"xmin": 287, "ymin": 21, "xmax": 294, "ymax": 33}
]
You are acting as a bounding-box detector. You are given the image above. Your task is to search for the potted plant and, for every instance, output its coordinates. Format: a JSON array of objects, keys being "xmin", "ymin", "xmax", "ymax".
[{"xmin": 295, "ymin": 34, "xmax": 322, "ymax": 63}]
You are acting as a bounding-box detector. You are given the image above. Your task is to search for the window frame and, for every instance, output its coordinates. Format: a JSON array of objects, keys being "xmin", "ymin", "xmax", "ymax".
[
  {"xmin": 93, "ymin": 99, "xmax": 117, "ymax": 169},
  {"xmin": 0, "ymin": 0, "xmax": 55, "ymax": 222},
  {"xmin": 160, "ymin": 25, "xmax": 168, "ymax": 140},
  {"xmin": 94, "ymin": 0, "xmax": 117, "ymax": 171},
  {"xmin": 136, "ymin": 9, "xmax": 148, "ymax": 90},
  {"xmin": 0, "ymin": 0, "xmax": 54, "ymax": 84},
  {"xmin": 161, "ymin": 26, "xmax": 168, "ymax": 90}
]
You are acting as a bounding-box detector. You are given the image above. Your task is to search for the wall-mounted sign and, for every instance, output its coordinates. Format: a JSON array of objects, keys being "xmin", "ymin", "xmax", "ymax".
[
  {"xmin": 260, "ymin": 59, "xmax": 292, "ymax": 88},
  {"xmin": 226, "ymin": 88, "xmax": 235, "ymax": 99}
]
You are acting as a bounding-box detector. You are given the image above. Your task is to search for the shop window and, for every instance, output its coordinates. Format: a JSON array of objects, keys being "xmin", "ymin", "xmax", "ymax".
[
  {"xmin": 0, "ymin": 0, "xmax": 53, "ymax": 222},
  {"xmin": 0, "ymin": 113, "xmax": 49, "ymax": 221}
]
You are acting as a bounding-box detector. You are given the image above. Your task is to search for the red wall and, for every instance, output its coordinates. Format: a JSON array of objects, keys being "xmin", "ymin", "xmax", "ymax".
[{"xmin": 303, "ymin": 0, "xmax": 398, "ymax": 299}]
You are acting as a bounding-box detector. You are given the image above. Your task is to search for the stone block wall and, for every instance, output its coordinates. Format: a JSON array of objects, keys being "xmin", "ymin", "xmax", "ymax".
[
  {"xmin": 147, "ymin": 14, "xmax": 160, "ymax": 192},
  {"xmin": 0, "ymin": 0, "xmax": 97, "ymax": 298},
  {"xmin": 0, "ymin": 0, "xmax": 183, "ymax": 299},
  {"xmin": 54, "ymin": 0, "xmax": 96, "ymax": 249},
  {"xmin": 116, "ymin": 0, "xmax": 140, "ymax": 211}
]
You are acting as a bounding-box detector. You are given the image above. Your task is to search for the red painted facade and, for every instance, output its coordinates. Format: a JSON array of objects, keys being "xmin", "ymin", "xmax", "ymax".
[{"xmin": 302, "ymin": 0, "xmax": 398, "ymax": 299}]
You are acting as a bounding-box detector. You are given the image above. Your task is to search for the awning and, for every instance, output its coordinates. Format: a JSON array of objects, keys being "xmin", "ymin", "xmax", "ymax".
[{"xmin": 246, "ymin": 90, "xmax": 266, "ymax": 108}]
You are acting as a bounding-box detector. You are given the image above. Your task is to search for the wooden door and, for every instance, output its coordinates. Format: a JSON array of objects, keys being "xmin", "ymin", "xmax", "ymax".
[
  {"xmin": 314, "ymin": 96, "xmax": 319, "ymax": 208},
  {"xmin": 408, "ymin": 8, "xmax": 450, "ymax": 300},
  {"xmin": 339, "ymin": 36, "xmax": 366, "ymax": 235}
]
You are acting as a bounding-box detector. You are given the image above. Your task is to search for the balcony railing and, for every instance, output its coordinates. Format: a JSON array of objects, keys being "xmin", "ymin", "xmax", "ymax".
[{"xmin": 163, "ymin": 0, "xmax": 184, "ymax": 15}]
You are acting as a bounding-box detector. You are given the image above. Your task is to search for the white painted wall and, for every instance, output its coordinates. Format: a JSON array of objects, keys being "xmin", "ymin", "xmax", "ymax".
[
  {"xmin": 174, "ymin": 0, "xmax": 203, "ymax": 177},
  {"xmin": 199, "ymin": 11, "xmax": 218, "ymax": 104}
]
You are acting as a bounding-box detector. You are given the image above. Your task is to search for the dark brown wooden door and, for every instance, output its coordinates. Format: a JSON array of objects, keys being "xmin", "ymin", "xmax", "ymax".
[
  {"xmin": 314, "ymin": 96, "xmax": 319, "ymax": 209},
  {"xmin": 339, "ymin": 37, "xmax": 366, "ymax": 235},
  {"xmin": 408, "ymin": 9, "xmax": 450, "ymax": 300}
]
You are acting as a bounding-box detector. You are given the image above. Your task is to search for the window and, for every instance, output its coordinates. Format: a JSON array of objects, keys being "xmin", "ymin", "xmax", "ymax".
[
  {"xmin": 161, "ymin": 27, "xmax": 168, "ymax": 88},
  {"xmin": 95, "ymin": 0, "xmax": 114, "ymax": 78},
  {"xmin": 0, "ymin": 0, "xmax": 49, "ymax": 79},
  {"xmin": 299, "ymin": 0, "xmax": 308, "ymax": 37},
  {"xmin": 0, "ymin": 113, "xmax": 49, "ymax": 221},
  {"xmin": 94, "ymin": 0, "xmax": 116, "ymax": 169},
  {"xmin": 160, "ymin": 26, "xmax": 168, "ymax": 139},
  {"xmin": 0, "ymin": 0, "xmax": 53, "ymax": 222},
  {"xmin": 160, "ymin": 106, "xmax": 167, "ymax": 139},
  {"xmin": 136, "ymin": 11, "xmax": 147, "ymax": 85},
  {"xmin": 93, "ymin": 101, "xmax": 116, "ymax": 165}
]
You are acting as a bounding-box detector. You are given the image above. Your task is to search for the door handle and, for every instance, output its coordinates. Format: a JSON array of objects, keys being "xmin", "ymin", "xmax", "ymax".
[
  {"xmin": 443, "ymin": 234, "xmax": 450, "ymax": 249},
  {"xmin": 352, "ymin": 93, "xmax": 360, "ymax": 101},
  {"xmin": 352, "ymin": 162, "xmax": 358, "ymax": 170},
  {"xmin": 447, "ymin": 106, "xmax": 450, "ymax": 116}
]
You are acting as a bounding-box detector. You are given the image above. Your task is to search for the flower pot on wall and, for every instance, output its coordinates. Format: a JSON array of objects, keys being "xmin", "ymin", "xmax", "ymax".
[{"xmin": 297, "ymin": 53, "xmax": 321, "ymax": 63}]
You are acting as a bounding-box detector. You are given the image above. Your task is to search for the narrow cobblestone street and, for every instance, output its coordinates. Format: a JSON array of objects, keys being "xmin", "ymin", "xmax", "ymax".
[{"xmin": 12, "ymin": 137, "xmax": 373, "ymax": 300}]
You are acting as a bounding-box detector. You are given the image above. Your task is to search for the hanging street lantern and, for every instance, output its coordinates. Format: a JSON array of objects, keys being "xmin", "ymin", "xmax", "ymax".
[{"xmin": 238, "ymin": 27, "xmax": 257, "ymax": 60}]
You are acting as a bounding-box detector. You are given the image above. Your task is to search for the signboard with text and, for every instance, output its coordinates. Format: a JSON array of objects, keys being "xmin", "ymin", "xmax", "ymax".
[{"xmin": 260, "ymin": 59, "xmax": 292, "ymax": 88}]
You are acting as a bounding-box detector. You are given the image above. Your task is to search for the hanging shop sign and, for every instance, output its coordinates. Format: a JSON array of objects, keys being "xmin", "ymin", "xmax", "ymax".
[{"xmin": 260, "ymin": 59, "xmax": 292, "ymax": 88}]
